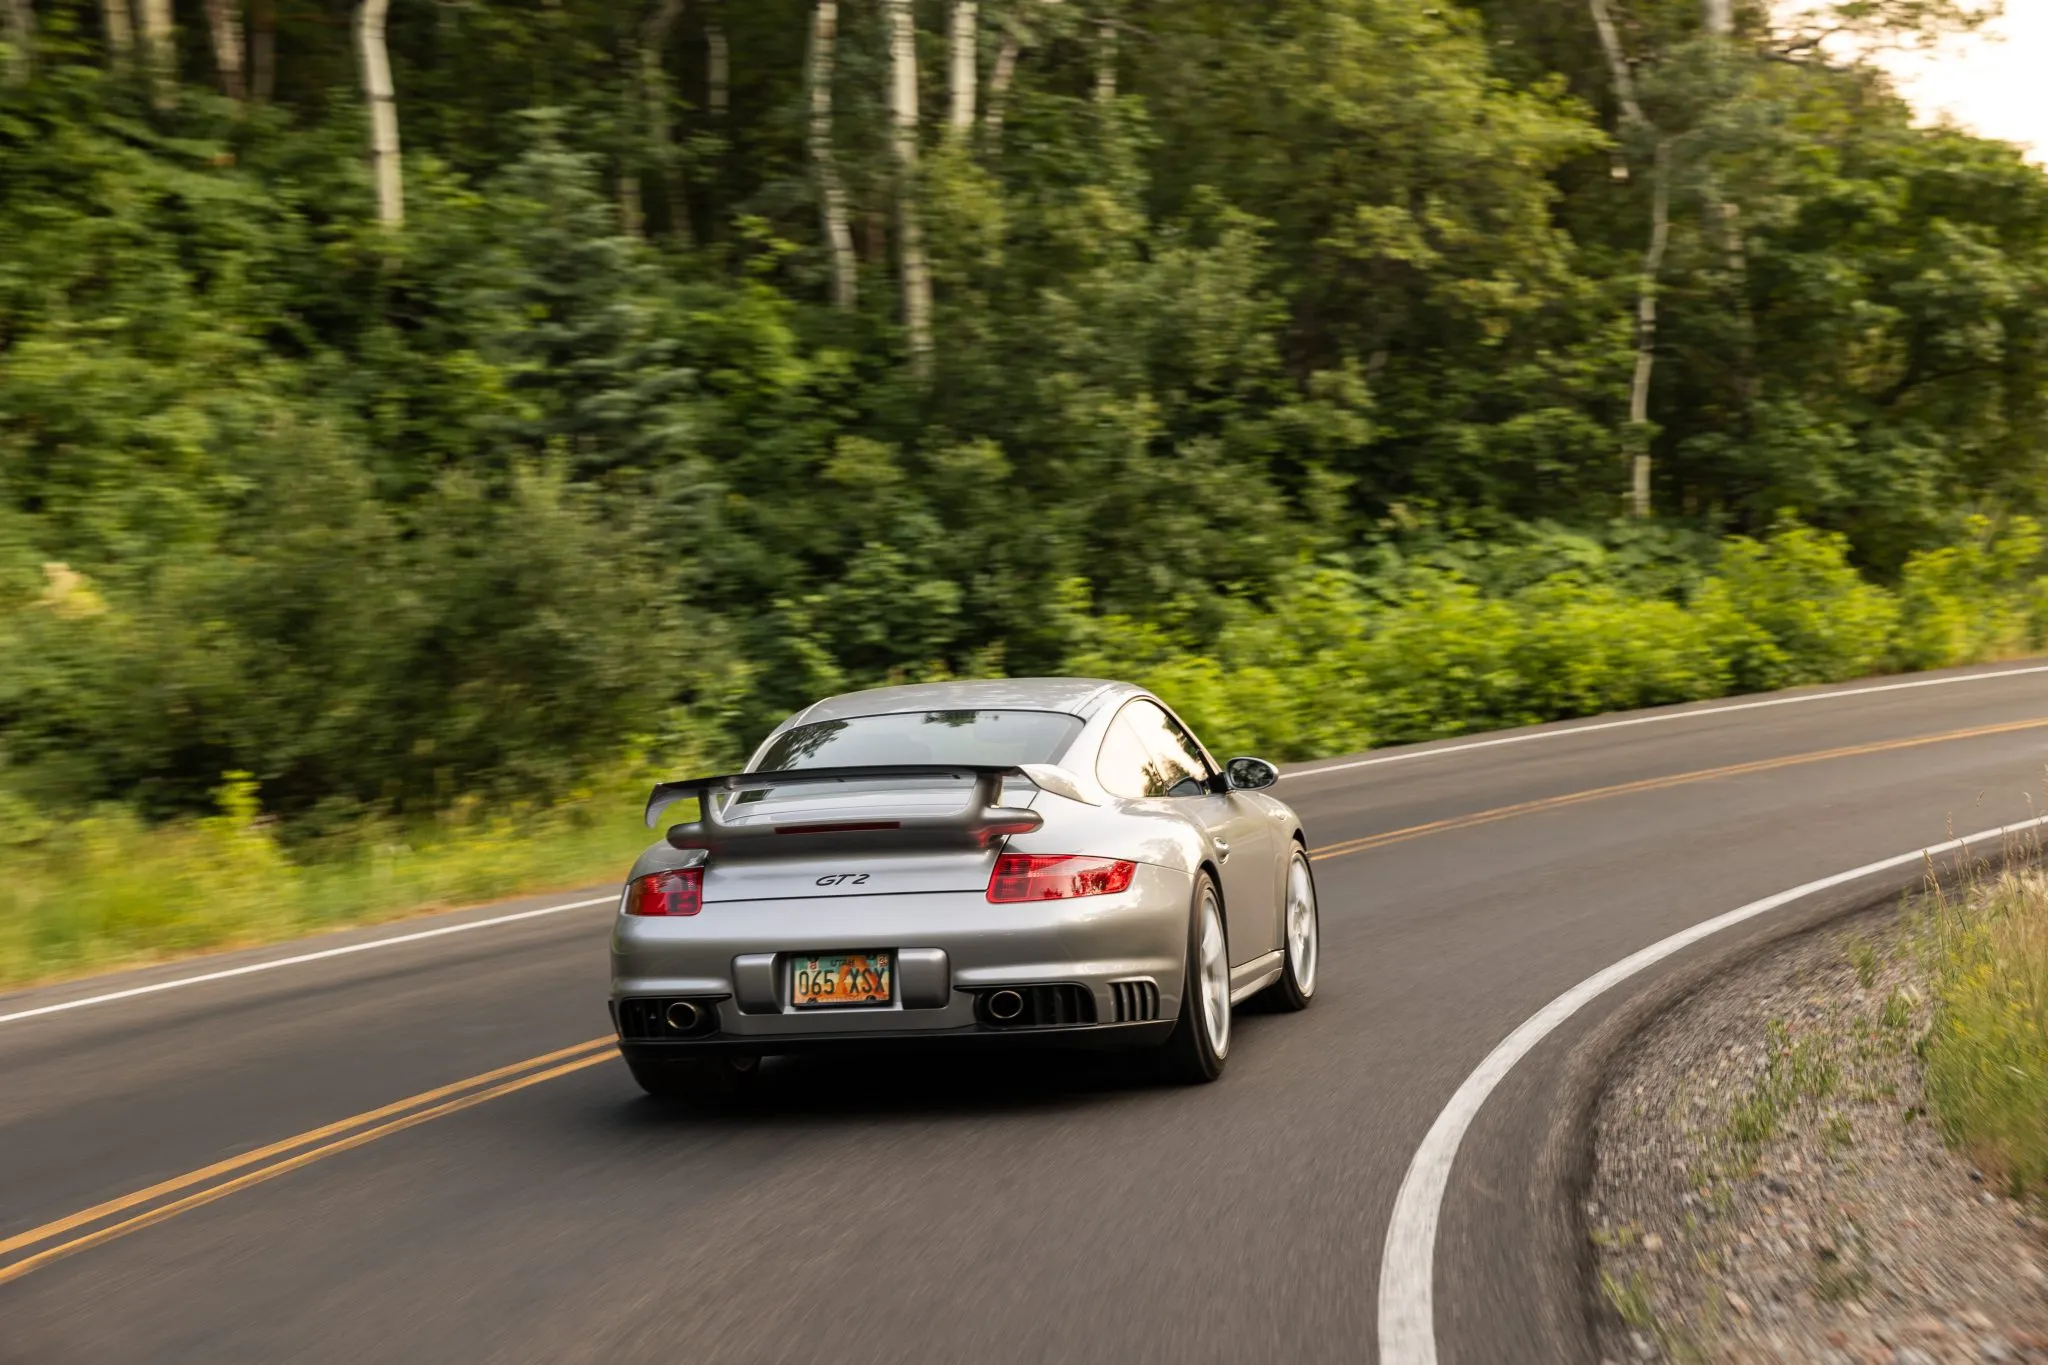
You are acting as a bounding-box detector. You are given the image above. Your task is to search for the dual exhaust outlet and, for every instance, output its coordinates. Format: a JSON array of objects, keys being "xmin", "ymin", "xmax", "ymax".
[
  {"xmin": 984, "ymin": 988, "xmax": 1025, "ymax": 1022},
  {"xmin": 660, "ymin": 991, "xmax": 1044, "ymax": 1031}
]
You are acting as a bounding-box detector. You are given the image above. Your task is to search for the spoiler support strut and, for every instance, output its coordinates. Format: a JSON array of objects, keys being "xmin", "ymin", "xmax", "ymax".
[{"xmin": 645, "ymin": 763, "xmax": 1082, "ymax": 855}]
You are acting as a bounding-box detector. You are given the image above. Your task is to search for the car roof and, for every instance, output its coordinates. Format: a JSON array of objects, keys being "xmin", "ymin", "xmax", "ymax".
[{"xmin": 782, "ymin": 678, "xmax": 1136, "ymax": 729}]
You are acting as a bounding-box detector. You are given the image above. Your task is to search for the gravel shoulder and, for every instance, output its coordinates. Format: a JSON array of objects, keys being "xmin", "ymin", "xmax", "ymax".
[{"xmin": 1590, "ymin": 906, "xmax": 2048, "ymax": 1365}]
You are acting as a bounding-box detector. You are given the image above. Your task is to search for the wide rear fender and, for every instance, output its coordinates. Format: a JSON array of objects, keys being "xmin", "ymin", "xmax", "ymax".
[{"xmin": 998, "ymin": 795, "xmax": 1209, "ymax": 879}]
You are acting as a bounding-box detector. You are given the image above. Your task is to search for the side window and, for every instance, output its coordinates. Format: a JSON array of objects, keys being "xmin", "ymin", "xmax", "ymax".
[
  {"xmin": 1096, "ymin": 711, "xmax": 1168, "ymax": 799},
  {"xmin": 1098, "ymin": 700, "xmax": 1212, "ymax": 799}
]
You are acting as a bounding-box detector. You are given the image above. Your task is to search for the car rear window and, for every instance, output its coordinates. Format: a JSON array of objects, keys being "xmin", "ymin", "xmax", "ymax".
[{"xmin": 752, "ymin": 709, "xmax": 1085, "ymax": 772}]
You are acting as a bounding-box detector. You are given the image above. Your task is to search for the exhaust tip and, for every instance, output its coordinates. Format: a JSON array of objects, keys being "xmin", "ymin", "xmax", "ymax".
[
  {"xmin": 664, "ymin": 1000, "xmax": 701, "ymax": 1031},
  {"xmin": 986, "ymin": 989, "xmax": 1025, "ymax": 1022}
]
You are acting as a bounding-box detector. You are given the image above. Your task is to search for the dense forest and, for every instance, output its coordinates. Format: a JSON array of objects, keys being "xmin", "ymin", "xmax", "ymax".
[{"xmin": 2, "ymin": 0, "xmax": 2046, "ymax": 857}]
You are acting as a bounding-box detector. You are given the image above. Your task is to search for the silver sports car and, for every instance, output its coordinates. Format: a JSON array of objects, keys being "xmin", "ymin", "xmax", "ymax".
[{"xmin": 609, "ymin": 678, "xmax": 1318, "ymax": 1099}]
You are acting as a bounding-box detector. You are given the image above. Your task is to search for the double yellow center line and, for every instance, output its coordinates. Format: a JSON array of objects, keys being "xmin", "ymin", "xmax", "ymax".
[
  {"xmin": 0, "ymin": 1036, "xmax": 616, "ymax": 1287},
  {"xmin": 1308, "ymin": 715, "xmax": 2048, "ymax": 863},
  {"xmin": 5, "ymin": 713, "xmax": 2043, "ymax": 1287}
]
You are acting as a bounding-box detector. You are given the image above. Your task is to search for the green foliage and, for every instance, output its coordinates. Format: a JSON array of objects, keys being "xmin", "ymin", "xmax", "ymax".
[
  {"xmin": 1072, "ymin": 519, "xmax": 2037, "ymax": 763},
  {"xmin": 1692, "ymin": 524, "xmax": 1900, "ymax": 692},
  {"xmin": 1893, "ymin": 516, "xmax": 2043, "ymax": 670},
  {"xmin": 1, "ymin": 0, "xmax": 2046, "ymax": 979}
]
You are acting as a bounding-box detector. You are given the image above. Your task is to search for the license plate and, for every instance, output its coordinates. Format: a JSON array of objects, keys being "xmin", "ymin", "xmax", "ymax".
[{"xmin": 790, "ymin": 951, "xmax": 893, "ymax": 1008}]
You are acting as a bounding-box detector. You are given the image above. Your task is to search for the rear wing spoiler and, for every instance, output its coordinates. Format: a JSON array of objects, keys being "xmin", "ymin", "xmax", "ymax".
[{"xmin": 644, "ymin": 763, "xmax": 1093, "ymax": 855}]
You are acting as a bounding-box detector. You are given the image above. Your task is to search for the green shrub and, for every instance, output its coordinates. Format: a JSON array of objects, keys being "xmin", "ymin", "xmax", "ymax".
[
  {"xmin": 1692, "ymin": 524, "xmax": 1900, "ymax": 692},
  {"xmin": 1894, "ymin": 516, "xmax": 2042, "ymax": 670}
]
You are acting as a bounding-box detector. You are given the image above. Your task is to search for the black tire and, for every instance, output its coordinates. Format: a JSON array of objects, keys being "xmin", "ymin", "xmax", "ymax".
[
  {"xmin": 1265, "ymin": 844, "xmax": 1318, "ymax": 1013},
  {"xmin": 627, "ymin": 1053, "xmax": 762, "ymax": 1106},
  {"xmin": 1157, "ymin": 871, "xmax": 1230, "ymax": 1084}
]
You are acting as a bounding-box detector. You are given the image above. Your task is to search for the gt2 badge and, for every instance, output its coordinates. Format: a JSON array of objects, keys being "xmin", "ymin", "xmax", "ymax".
[{"xmin": 815, "ymin": 873, "xmax": 871, "ymax": 886}]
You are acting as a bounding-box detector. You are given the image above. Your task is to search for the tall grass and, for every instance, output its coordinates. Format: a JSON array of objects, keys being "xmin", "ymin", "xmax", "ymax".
[
  {"xmin": 1921, "ymin": 869, "xmax": 2048, "ymax": 1199},
  {"xmin": 0, "ymin": 773, "xmax": 650, "ymax": 988}
]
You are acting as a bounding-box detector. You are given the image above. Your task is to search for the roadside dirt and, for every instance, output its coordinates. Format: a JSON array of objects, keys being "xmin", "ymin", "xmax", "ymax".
[{"xmin": 1589, "ymin": 909, "xmax": 2048, "ymax": 1365}]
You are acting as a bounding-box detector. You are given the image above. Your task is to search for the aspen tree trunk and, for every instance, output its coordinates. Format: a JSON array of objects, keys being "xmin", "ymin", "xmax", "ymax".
[
  {"xmin": 251, "ymin": 0, "xmax": 275, "ymax": 101},
  {"xmin": 356, "ymin": 0, "xmax": 403, "ymax": 227},
  {"xmin": 1587, "ymin": 0, "xmax": 1662, "ymax": 517},
  {"xmin": 1094, "ymin": 19, "xmax": 1114, "ymax": 104},
  {"xmin": 639, "ymin": 0, "xmax": 690, "ymax": 242},
  {"xmin": 702, "ymin": 8, "xmax": 727, "ymax": 237},
  {"xmin": 808, "ymin": 0, "xmax": 857, "ymax": 310},
  {"xmin": 985, "ymin": 0, "xmax": 1058, "ymax": 148},
  {"xmin": 1630, "ymin": 139, "xmax": 1671, "ymax": 520},
  {"xmin": 985, "ymin": 30, "xmax": 1019, "ymax": 143},
  {"xmin": 947, "ymin": 1, "xmax": 976, "ymax": 136},
  {"xmin": 100, "ymin": 0, "xmax": 132, "ymax": 66},
  {"xmin": 139, "ymin": 0, "xmax": 173, "ymax": 105},
  {"xmin": 1702, "ymin": 0, "xmax": 1754, "ymax": 407},
  {"xmin": 1586, "ymin": 0, "xmax": 1643, "ymax": 125},
  {"xmin": 2, "ymin": 0, "xmax": 31, "ymax": 85},
  {"xmin": 204, "ymin": 0, "xmax": 246, "ymax": 99},
  {"xmin": 706, "ymin": 14, "xmax": 726, "ymax": 118},
  {"xmin": 619, "ymin": 42, "xmax": 644, "ymax": 238},
  {"xmin": 886, "ymin": 0, "xmax": 933, "ymax": 378}
]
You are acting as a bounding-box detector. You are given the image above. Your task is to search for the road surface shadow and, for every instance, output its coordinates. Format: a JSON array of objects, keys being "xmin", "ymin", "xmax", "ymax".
[{"xmin": 603, "ymin": 1012, "xmax": 1282, "ymax": 1129}]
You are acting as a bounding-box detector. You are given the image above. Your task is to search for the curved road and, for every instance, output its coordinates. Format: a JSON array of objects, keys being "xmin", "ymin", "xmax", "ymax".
[{"xmin": 4, "ymin": 661, "xmax": 2047, "ymax": 1364}]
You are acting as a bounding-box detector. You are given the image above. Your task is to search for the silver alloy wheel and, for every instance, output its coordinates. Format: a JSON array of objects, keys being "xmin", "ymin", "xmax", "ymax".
[
  {"xmin": 1197, "ymin": 883, "xmax": 1231, "ymax": 1058},
  {"xmin": 1285, "ymin": 852, "xmax": 1318, "ymax": 998}
]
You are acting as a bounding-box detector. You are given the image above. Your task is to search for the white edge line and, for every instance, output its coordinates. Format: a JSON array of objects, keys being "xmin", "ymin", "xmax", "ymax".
[
  {"xmin": 9, "ymin": 664, "xmax": 2041, "ymax": 1031},
  {"xmin": 1374, "ymin": 813, "xmax": 2048, "ymax": 1365},
  {"xmin": 1282, "ymin": 663, "xmax": 2048, "ymax": 783},
  {"xmin": 0, "ymin": 894, "xmax": 620, "ymax": 1028}
]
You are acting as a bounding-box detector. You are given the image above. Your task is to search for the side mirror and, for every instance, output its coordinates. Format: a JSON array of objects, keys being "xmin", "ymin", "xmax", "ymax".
[{"xmin": 1224, "ymin": 756, "xmax": 1280, "ymax": 791}]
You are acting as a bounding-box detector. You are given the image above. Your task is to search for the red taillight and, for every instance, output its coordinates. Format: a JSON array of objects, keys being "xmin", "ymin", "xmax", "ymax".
[
  {"xmin": 625, "ymin": 867, "xmax": 704, "ymax": 916},
  {"xmin": 986, "ymin": 854, "xmax": 1137, "ymax": 903}
]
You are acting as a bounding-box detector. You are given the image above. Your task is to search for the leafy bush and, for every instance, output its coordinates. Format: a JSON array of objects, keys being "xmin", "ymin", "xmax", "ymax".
[
  {"xmin": 1071, "ymin": 520, "xmax": 2044, "ymax": 762},
  {"xmin": 1691, "ymin": 525, "xmax": 1900, "ymax": 693},
  {"xmin": 1893, "ymin": 517, "xmax": 2043, "ymax": 670}
]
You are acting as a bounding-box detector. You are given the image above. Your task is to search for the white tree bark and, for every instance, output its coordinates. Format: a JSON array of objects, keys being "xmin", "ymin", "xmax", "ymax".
[
  {"xmin": 985, "ymin": 31, "xmax": 1019, "ymax": 143},
  {"xmin": 356, "ymin": 0, "xmax": 403, "ymax": 228},
  {"xmin": 984, "ymin": 0, "xmax": 1058, "ymax": 148},
  {"xmin": 947, "ymin": 1, "xmax": 976, "ymax": 136},
  {"xmin": 99, "ymin": 0, "xmax": 131, "ymax": 64},
  {"xmin": 204, "ymin": 0, "xmax": 245, "ymax": 99},
  {"xmin": 1587, "ymin": 0, "xmax": 1666, "ymax": 517},
  {"xmin": 1629, "ymin": 139, "xmax": 1671, "ymax": 520},
  {"xmin": 2, "ymin": 0, "xmax": 31, "ymax": 85},
  {"xmin": 1586, "ymin": 0, "xmax": 1644, "ymax": 128},
  {"xmin": 808, "ymin": 0, "xmax": 857, "ymax": 310},
  {"xmin": 251, "ymin": 0, "xmax": 275, "ymax": 100},
  {"xmin": 138, "ymin": 0, "xmax": 173, "ymax": 105},
  {"xmin": 887, "ymin": 0, "xmax": 933, "ymax": 377},
  {"xmin": 618, "ymin": 47, "xmax": 644, "ymax": 237},
  {"xmin": 1703, "ymin": 0, "xmax": 1732, "ymax": 37},
  {"xmin": 706, "ymin": 15, "xmax": 727, "ymax": 119},
  {"xmin": 1094, "ymin": 19, "xmax": 1114, "ymax": 105},
  {"xmin": 639, "ymin": 0, "xmax": 690, "ymax": 242}
]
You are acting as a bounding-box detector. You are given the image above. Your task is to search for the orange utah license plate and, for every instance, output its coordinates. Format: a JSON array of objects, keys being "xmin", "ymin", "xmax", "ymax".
[{"xmin": 790, "ymin": 951, "xmax": 894, "ymax": 1007}]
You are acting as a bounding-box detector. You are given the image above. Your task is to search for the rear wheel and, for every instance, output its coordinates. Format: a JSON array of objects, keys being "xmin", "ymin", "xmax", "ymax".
[
  {"xmin": 627, "ymin": 1053, "xmax": 761, "ymax": 1106},
  {"xmin": 1266, "ymin": 846, "xmax": 1318, "ymax": 1012},
  {"xmin": 1158, "ymin": 872, "xmax": 1230, "ymax": 1084}
]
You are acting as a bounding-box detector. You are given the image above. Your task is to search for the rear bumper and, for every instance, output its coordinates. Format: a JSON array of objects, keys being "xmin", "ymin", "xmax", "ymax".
[
  {"xmin": 617, "ymin": 1019, "xmax": 1175, "ymax": 1061},
  {"xmin": 609, "ymin": 864, "xmax": 1192, "ymax": 1048}
]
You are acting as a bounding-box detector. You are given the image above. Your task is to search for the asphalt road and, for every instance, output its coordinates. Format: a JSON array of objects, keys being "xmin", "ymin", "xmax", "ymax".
[{"xmin": 5, "ymin": 661, "xmax": 2047, "ymax": 1365}]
